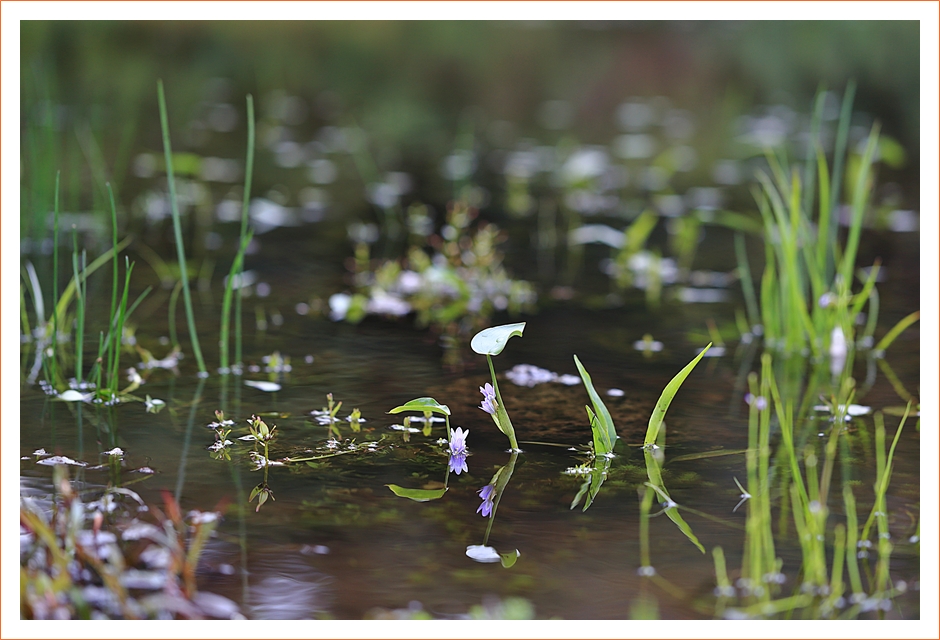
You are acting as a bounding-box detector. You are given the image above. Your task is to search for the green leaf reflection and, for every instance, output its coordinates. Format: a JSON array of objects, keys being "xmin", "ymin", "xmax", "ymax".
[{"xmin": 386, "ymin": 484, "xmax": 448, "ymax": 502}]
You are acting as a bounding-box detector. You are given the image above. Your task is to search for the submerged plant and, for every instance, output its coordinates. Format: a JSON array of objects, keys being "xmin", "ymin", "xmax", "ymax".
[{"xmin": 471, "ymin": 322, "xmax": 525, "ymax": 451}]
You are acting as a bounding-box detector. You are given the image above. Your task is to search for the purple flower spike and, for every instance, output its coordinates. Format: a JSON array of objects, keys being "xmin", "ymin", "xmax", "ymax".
[
  {"xmin": 449, "ymin": 427, "xmax": 469, "ymax": 457},
  {"xmin": 479, "ymin": 383, "xmax": 498, "ymax": 416},
  {"xmin": 477, "ymin": 484, "xmax": 496, "ymax": 517},
  {"xmin": 449, "ymin": 452, "xmax": 468, "ymax": 475}
]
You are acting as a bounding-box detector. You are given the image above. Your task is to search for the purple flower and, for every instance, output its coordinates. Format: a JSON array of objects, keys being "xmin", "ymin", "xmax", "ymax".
[
  {"xmin": 448, "ymin": 427, "xmax": 469, "ymax": 456},
  {"xmin": 479, "ymin": 383, "xmax": 498, "ymax": 416},
  {"xmin": 449, "ymin": 452, "xmax": 468, "ymax": 475},
  {"xmin": 477, "ymin": 484, "xmax": 496, "ymax": 517}
]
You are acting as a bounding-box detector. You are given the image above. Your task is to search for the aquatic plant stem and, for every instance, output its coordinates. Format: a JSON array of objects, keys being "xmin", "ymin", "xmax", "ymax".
[
  {"xmin": 486, "ymin": 354, "xmax": 518, "ymax": 451},
  {"xmin": 106, "ymin": 183, "xmax": 120, "ymax": 393},
  {"xmin": 51, "ymin": 172, "xmax": 60, "ymax": 388},
  {"xmin": 157, "ymin": 79, "xmax": 206, "ymax": 376},
  {"xmin": 235, "ymin": 94, "xmax": 255, "ymax": 370},
  {"xmin": 71, "ymin": 230, "xmax": 85, "ymax": 384}
]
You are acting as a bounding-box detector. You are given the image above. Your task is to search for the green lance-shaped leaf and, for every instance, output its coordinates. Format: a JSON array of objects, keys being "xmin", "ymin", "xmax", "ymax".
[
  {"xmin": 386, "ymin": 484, "xmax": 448, "ymax": 502},
  {"xmin": 471, "ymin": 322, "xmax": 526, "ymax": 356},
  {"xmin": 644, "ymin": 344, "xmax": 711, "ymax": 446},
  {"xmin": 574, "ymin": 355, "xmax": 618, "ymax": 456}
]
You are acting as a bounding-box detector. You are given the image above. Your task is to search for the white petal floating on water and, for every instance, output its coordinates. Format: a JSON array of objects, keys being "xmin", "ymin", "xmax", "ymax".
[
  {"xmin": 606, "ymin": 388, "xmax": 625, "ymax": 397},
  {"xmin": 244, "ymin": 380, "xmax": 282, "ymax": 392},
  {"xmin": 389, "ymin": 424, "xmax": 421, "ymax": 433},
  {"xmin": 677, "ymin": 288, "xmax": 729, "ymax": 303},
  {"xmin": 633, "ymin": 338, "xmax": 664, "ymax": 352},
  {"xmin": 568, "ymin": 224, "xmax": 625, "ymax": 249},
  {"xmin": 57, "ymin": 390, "xmax": 90, "ymax": 402},
  {"xmin": 699, "ymin": 346, "xmax": 726, "ymax": 358},
  {"xmin": 37, "ymin": 455, "xmax": 87, "ymax": 467},
  {"xmin": 32, "ymin": 448, "xmax": 48, "ymax": 457},
  {"xmin": 505, "ymin": 364, "xmax": 556, "ymax": 387},
  {"xmin": 813, "ymin": 404, "xmax": 872, "ymax": 417},
  {"xmin": 556, "ymin": 374, "xmax": 581, "ymax": 386},
  {"xmin": 103, "ymin": 448, "xmax": 124, "ymax": 456},
  {"xmin": 465, "ymin": 545, "xmax": 501, "ymax": 563}
]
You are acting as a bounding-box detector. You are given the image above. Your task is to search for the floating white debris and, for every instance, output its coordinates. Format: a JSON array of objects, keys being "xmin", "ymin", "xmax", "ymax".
[
  {"xmin": 134, "ymin": 467, "xmax": 156, "ymax": 474},
  {"xmin": 300, "ymin": 544, "xmax": 331, "ymax": 556},
  {"xmin": 568, "ymin": 224, "xmax": 625, "ymax": 249},
  {"xmin": 188, "ymin": 510, "xmax": 221, "ymax": 525},
  {"xmin": 677, "ymin": 288, "xmax": 729, "ymax": 303},
  {"xmin": 813, "ymin": 404, "xmax": 872, "ymax": 417},
  {"xmin": 633, "ymin": 337, "xmax": 664, "ymax": 352},
  {"xmin": 699, "ymin": 346, "xmax": 726, "ymax": 357},
  {"xmin": 465, "ymin": 545, "xmax": 502, "ymax": 563},
  {"xmin": 32, "ymin": 448, "xmax": 48, "ymax": 457},
  {"xmin": 556, "ymin": 374, "xmax": 581, "ymax": 386},
  {"xmin": 389, "ymin": 424, "xmax": 421, "ymax": 433},
  {"xmin": 329, "ymin": 292, "xmax": 352, "ymax": 321},
  {"xmin": 244, "ymin": 380, "xmax": 281, "ymax": 393},
  {"xmin": 103, "ymin": 448, "xmax": 124, "ymax": 457},
  {"xmin": 506, "ymin": 364, "xmax": 556, "ymax": 387},
  {"xmin": 606, "ymin": 388, "xmax": 625, "ymax": 397},
  {"xmin": 57, "ymin": 389, "xmax": 91, "ymax": 402},
  {"xmin": 37, "ymin": 455, "xmax": 86, "ymax": 467}
]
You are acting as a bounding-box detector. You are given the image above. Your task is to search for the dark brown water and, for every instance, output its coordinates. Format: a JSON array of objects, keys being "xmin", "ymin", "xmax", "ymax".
[{"xmin": 19, "ymin": 222, "xmax": 921, "ymax": 619}]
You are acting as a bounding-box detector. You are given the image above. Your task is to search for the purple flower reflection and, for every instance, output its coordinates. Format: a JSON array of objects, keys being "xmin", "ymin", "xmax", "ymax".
[
  {"xmin": 477, "ymin": 484, "xmax": 496, "ymax": 517},
  {"xmin": 449, "ymin": 452, "xmax": 468, "ymax": 475},
  {"xmin": 449, "ymin": 427, "xmax": 469, "ymax": 456},
  {"xmin": 479, "ymin": 383, "xmax": 498, "ymax": 416}
]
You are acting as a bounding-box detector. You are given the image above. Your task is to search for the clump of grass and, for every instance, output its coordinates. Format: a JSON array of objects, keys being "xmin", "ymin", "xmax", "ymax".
[{"xmin": 742, "ymin": 83, "xmax": 886, "ymax": 364}]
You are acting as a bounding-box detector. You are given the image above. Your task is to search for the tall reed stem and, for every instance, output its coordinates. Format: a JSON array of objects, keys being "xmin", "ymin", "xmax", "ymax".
[{"xmin": 157, "ymin": 80, "xmax": 206, "ymax": 376}]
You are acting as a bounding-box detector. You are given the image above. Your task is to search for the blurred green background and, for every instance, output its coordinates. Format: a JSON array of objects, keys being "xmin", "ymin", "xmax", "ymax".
[{"xmin": 21, "ymin": 20, "xmax": 920, "ymax": 243}]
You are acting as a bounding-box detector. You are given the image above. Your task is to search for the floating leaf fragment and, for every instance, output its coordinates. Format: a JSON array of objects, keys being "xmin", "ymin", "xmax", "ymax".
[
  {"xmin": 244, "ymin": 380, "xmax": 281, "ymax": 392},
  {"xmin": 37, "ymin": 455, "xmax": 87, "ymax": 467}
]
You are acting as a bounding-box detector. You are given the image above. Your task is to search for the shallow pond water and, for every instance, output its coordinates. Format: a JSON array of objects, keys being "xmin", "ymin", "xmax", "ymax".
[{"xmin": 19, "ymin": 221, "xmax": 921, "ymax": 619}]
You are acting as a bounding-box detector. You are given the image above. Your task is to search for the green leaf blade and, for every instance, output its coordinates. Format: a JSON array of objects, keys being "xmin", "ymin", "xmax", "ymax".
[
  {"xmin": 471, "ymin": 322, "xmax": 526, "ymax": 356},
  {"xmin": 644, "ymin": 344, "xmax": 711, "ymax": 446},
  {"xmin": 388, "ymin": 397, "xmax": 451, "ymax": 416}
]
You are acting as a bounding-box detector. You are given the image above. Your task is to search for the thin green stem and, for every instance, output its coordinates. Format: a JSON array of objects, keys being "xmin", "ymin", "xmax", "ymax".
[
  {"xmin": 487, "ymin": 353, "xmax": 519, "ymax": 450},
  {"xmin": 157, "ymin": 79, "xmax": 206, "ymax": 376},
  {"xmin": 236, "ymin": 94, "xmax": 256, "ymax": 370},
  {"xmin": 49, "ymin": 171, "xmax": 61, "ymax": 388}
]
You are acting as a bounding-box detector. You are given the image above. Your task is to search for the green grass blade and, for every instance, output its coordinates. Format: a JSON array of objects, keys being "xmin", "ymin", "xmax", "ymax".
[
  {"xmin": 158, "ymin": 79, "xmax": 206, "ymax": 375},
  {"xmin": 644, "ymin": 344, "xmax": 711, "ymax": 446},
  {"xmin": 235, "ymin": 94, "xmax": 256, "ymax": 369},
  {"xmin": 838, "ymin": 122, "xmax": 879, "ymax": 286},
  {"xmin": 874, "ymin": 310, "xmax": 919, "ymax": 354},
  {"xmin": 734, "ymin": 233, "xmax": 761, "ymax": 328}
]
